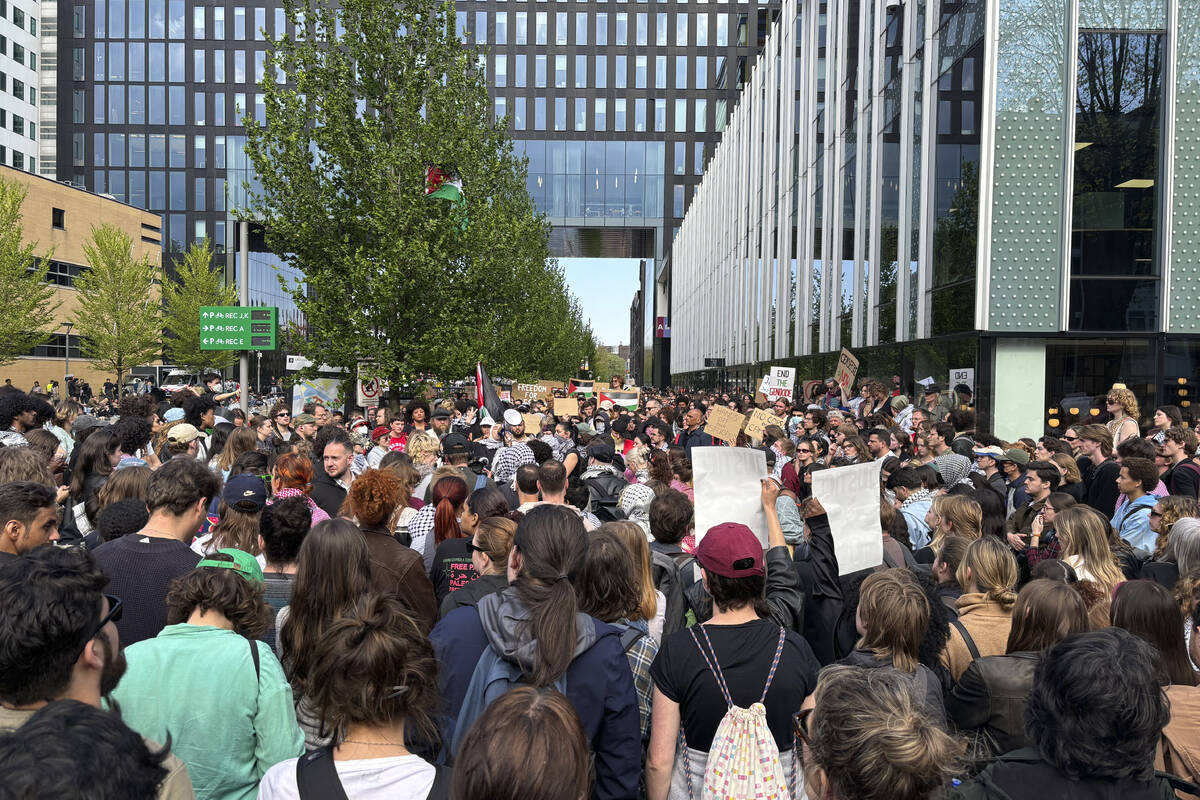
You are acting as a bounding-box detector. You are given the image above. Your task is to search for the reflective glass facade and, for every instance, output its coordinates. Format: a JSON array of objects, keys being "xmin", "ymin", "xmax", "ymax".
[
  {"xmin": 669, "ymin": 0, "xmax": 1200, "ymax": 436},
  {"xmin": 56, "ymin": 0, "xmax": 779, "ymax": 362}
]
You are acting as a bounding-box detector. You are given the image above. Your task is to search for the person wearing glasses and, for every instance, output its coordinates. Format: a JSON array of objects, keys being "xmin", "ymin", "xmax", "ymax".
[
  {"xmin": 111, "ymin": 549, "xmax": 304, "ymax": 800},
  {"xmin": 268, "ymin": 403, "xmax": 294, "ymax": 444},
  {"xmin": 0, "ymin": 545, "xmax": 195, "ymax": 799}
]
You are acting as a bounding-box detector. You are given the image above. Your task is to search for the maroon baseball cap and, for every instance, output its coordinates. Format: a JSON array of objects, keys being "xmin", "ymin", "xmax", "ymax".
[
  {"xmin": 371, "ymin": 425, "xmax": 389, "ymax": 441},
  {"xmin": 695, "ymin": 523, "xmax": 764, "ymax": 578}
]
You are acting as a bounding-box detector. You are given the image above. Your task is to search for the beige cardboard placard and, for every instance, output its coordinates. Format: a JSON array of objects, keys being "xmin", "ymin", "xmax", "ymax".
[
  {"xmin": 522, "ymin": 413, "xmax": 544, "ymax": 433},
  {"xmin": 704, "ymin": 404, "xmax": 745, "ymax": 443},
  {"xmin": 834, "ymin": 348, "xmax": 859, "ymax": 403},
  {"xmin": 554, "ymin": 397, "xmax": 579, "ymax": 418},
  {"xmin": 745, "ymin": 409, "xmax": 784, "ymax": 441},
  {"xmin": 513, "ymin": 380, "xmax": 565, "ymax": 403}
]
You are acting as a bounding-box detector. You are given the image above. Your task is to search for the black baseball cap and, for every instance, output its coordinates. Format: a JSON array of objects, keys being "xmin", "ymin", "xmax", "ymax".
[
  {"xmin": 442, "ymin": 433, "xmax": 470, "ymax": 456},
  {"xmin": 588, "ymin": 441, "xmax": 615, "ymax": 463}
]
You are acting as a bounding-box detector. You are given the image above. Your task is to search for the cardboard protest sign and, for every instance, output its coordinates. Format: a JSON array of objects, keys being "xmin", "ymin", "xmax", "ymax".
[
  {"xmin": 834, "ymin": 348, "xmax": 859, "ymax": 403},
  {"xmin": 553, "ymin": 397, "xmax": 580, "ymax": 418},
  {"xmin": 513, "ymin": 380, "xmax": 565, "ymax": 404},
  {"xmin": 745, "ymin": 409, "xmax": 785, "ymax": 442},
  {"xmin": 693, "ymin": 447, "xmax": 769, "ymax": 546},
  {"xmin": 763, "ymin": 367, "xmax": 796, "ymax": 402},
  {"xmin": 704, "ymin": 404, "xmax": 745, "ymax": 443},
  {"xmin": 522, "ymin": 413, "xmax": 544, "ymax": 433},
  {"xmin": 802, "ymin": 380, "xmax": 824, "ymax": 404},
  {"xmin": 812, "ymin": 460, "xmax": 884, "ymax": 575}
]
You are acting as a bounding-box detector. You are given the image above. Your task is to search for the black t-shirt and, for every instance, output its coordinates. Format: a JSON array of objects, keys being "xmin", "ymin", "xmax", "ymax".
[
  {"xmin": 649, "ymin": 618, "xmax": 820, "ymax": 751},
  {"xmin": 429, "ymin": 538, "xmax": 477, "ymax": 604}
]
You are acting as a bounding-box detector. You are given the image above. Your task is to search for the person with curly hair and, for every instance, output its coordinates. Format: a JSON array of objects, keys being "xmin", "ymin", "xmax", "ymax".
[
  {"xmin": 345, "ymin": 469, "xmax": 438, "ymax": 633},
  {"xmin": 111, "ymin": 550, "xmax": 304, "ymax": 800},
  {"xmin": 949, "ymin": 629, "xmax": 1173, "ymax": 798},
  {"xmin": 1105, "ymin": 386, "xmax": 1141, "ymax": 446}
]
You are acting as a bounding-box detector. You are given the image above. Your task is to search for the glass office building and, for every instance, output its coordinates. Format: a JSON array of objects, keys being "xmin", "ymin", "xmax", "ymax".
[
  {"xmin": 668, "ymin": 0, "xmax": 1200, "ymax": 438},
  {"xmin": 55, "ymin": 0, "xmax": 778, "ymax": 385}
]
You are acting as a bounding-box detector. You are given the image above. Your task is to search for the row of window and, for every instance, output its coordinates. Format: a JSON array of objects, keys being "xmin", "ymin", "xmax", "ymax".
[
  {"xmin": 75, "ymin": 85, "xmax": 264, "ymax": 127},
  {"xmin": 488, "ymin": 52, "xmax": 727, "ymax": 90},
  {"xmin": 75, "ymin": 132, "xmax": 242, "ymax": 174},
  {"xmin": 0, "ymin": 145, "xmax": 33, "ymax": 172},
  {"xmin": 1, "ymin": 1, "xmax": 36, "ymax": 35},
  {"xmin": 76, "ymin": 0, "xmax": 290, "ymax": 42},
  {"xmin": 76, "ymin": 43, "xmax": 279, "ymax": 85},
  {"xmin": 0, "ymin": 71, "xmax": 34, "ymax": 105},
  {"xmin": 0, "ymin": 107, "xmax": 33, "ymax": 138},
  {"xmin": 502, "ymin": 95, "xmax": 718, "ymax": 133},
  {"xmin": 455, "ymin": 10, "xmax": 755, "ymax": 48},
  {"xmin": 0, "ymin": 34, "xmax": 35, "ymax": 70}
]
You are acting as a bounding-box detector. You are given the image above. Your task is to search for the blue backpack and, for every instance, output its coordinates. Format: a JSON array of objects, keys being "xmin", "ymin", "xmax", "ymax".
[{"xmin": 449, "ymin": 645, "xmax": 568, "ymax": 757}]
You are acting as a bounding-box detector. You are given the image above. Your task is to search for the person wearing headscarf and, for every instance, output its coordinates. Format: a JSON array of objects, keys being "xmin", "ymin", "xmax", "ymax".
[
  {"xmin": 933, "ymin": 453, "xmax": 973, "ymax": 489},
  {"xmin": 618, "ymin": 483, "xmax": 656, "ymax": 537},
  {"xmin": 492, "ymin": 443, "xmax": 536, "ymax": 487}
]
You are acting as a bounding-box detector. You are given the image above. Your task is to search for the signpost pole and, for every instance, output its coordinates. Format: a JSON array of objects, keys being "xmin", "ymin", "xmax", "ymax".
[{"xmin": 239, "ymin": 221, "xmax": 250, "ymax": 415}]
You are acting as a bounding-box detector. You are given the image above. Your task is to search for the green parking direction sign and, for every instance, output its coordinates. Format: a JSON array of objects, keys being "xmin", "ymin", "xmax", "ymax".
[{"xmin": 199, "ymin": 306, "xmax": 277, "ymax": 350}]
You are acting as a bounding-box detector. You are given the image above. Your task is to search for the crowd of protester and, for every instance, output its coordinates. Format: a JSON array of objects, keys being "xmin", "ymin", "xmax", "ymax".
[{"xmin": 0, "ymin": 370, "xmax": 1198, "ymax": 800}]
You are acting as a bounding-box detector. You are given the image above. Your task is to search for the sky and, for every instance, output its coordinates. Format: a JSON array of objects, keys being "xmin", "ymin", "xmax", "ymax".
[{"xmin": 557, "ymin": 258, "xmax": 642, "ymax": 346}]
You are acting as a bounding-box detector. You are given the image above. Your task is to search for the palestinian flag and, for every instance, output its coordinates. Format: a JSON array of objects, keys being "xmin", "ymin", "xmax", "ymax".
[
  {"xmin": 476, "ymin": 362, "xmax": 505, "ymax": 424},
  {"xmin": 598, "ymin": 390, "xmax": 639, "ymax": 411},
  {"xmin": 426, "ymin": 167, "xmax": 467, "ymax": 231},
  {"xmin": 568, "ymin": 379, "xmax": 594, "ymax": 397}
]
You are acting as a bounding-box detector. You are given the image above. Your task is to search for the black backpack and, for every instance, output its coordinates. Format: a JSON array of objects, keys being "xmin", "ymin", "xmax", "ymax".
[
  {"xmin": 584, "ymin": 473, "xmax": 628, "ymax": 523},
  {"xmin": 296, "ymin": 746, "xmax": 452, "ymax": 800}
]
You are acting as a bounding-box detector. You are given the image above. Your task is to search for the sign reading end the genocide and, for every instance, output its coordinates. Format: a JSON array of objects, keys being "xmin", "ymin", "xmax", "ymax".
[
  {"xmin": 200, "ymin": 306, "xmax": 278, "ymax": 351},
  {"xmin": 762, "ymin": 366, "xmax": 796, "ymax": 402}
]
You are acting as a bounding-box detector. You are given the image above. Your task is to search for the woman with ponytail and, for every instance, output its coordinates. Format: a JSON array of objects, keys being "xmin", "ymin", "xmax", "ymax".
[
  {"xmin": 430, "ymin": 504, "xmax": 641, "ymax": 800},
  {"xmin": 260, "ymin": 592, "xmax": 448, "ymax": 798},
  {"xmin": 943, "ymin": 535, "xmax": 1019, "ymax": 680},
  {"xmin": 430, "ymin": 485, "xmax": 506, "ymax": 605},
  {"xmin": 407, "ymin": 475, "xmax": 469, "ymax": 574}
]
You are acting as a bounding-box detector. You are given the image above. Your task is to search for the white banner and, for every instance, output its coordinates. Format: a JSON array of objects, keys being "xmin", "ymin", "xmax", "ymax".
[
  {"xmin": 356, "ymin": 362, "xmax": 389, "ymax": 408},
  {"xmin": 812, "ymin": 459, "xmax": 884, "ymax": 575},
  {"xmin": 693, "ymin": 447, "xmax": 769, "ymax": 546}
]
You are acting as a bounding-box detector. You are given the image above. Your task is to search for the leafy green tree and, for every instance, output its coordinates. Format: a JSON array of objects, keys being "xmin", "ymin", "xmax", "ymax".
[
  {"xmin": 162, "ymin": 239, "xmax": 238, "ymax": 372},
  {"xmin": 72, "ymin": 225, "xmax": 163, "ymax": 385},
  {"xmin": 0, "ymin": 176, "xmax": 59, "ymax": 364},
  {"xmin": 245, "ymin": 0, "xmax": 589, "ymax": 403}
]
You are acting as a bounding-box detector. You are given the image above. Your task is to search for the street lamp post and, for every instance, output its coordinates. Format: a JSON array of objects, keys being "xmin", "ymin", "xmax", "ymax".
[{"xmin": 63, "ymin": 321, "xmax": 74, "ymax": 393}]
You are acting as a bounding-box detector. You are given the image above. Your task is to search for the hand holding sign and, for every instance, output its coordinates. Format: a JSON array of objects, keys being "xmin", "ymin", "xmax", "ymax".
[
  {"xmin": 834, "ymin": 348, "xmax": 859, "ymax": 404},
  {"xmin": 704, "ymin": 405, "xmax": 745, "ymax": 443}
]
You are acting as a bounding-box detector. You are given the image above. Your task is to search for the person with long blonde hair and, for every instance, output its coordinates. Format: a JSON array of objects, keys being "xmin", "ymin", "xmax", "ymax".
[
  {"xmin": 1054, "ymin": 505, "xmax": 1125, "ymax": 595},
  {"xmin": 924, "ymin": 494, "xmax": 981, "ymax": 558},
  {"xmin": 944, "ymin": 536, "xmax": 1019, "ymax": 680},
  {"xmin": 1105, "ymin": 386, "xmax": 1141, "ymax": 446}
]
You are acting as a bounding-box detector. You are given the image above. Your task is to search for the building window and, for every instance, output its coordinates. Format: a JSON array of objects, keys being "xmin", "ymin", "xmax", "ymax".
[
  {"xmin": 1068, "ymin": 30, "xmax": 1164, "ymax": 332},
  {"xmin": 52, "ymin": 208, "xmax": 65, "ymax": 229}
]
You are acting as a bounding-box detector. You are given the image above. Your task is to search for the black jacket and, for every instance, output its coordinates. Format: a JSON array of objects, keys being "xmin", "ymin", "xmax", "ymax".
[
  {"xmin": 1083, "ymin": 458, "xmax": 1121, "ymax": 517},
  {"xmin": 948, "ymin": 748, "xmax": 1185, "ymax": 800},
  {"xmin": 839, "ymin": 649, "xmax": 946, "ymax": 722},
  {"xmin": 682, "ymin": 544, "xmax": 805, "ymax": 634},
  {"xmin": 310, "ymin": 467, "xmax": 347, "ymax": 518},
  {"xmin": 946, "ymin": 651, "xmax": 1040, "ymax": 763},
  {"xmin": 673, "ymin": 426, "xmax": 716, "ymax": 459}
]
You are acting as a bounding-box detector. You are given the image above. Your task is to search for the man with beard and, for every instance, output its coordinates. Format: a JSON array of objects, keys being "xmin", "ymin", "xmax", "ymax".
[
  {"xmin": 0, "ymin": 545, "xmax": 194, "ymax": 799},
  {"xmin": 0, "ymin": 482, "xmax": 60, "ymax": 564}
]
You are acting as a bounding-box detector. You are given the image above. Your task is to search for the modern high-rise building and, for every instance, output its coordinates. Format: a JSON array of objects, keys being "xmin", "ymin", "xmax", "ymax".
[
  {"xmin": 668, "ymin": 0, "xmax": 1200, "ymax": 437},
  {"xmin": 0, "ymin": 0, "xmax": 41, "ymax": 172},
  {"xmin": 55, "ymin": 0, "xmax": 778, "ymax": 384}
]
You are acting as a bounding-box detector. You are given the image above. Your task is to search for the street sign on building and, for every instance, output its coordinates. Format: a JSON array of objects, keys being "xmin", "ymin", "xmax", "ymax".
[{"xmin": 199, "ymin": 307, "xmax": 277, "ymax": 350}]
